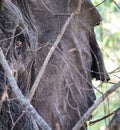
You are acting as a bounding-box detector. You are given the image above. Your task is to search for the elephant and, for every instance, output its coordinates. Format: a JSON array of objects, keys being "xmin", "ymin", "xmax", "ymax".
[{"xmin": 0, "ymin": 0, "xmax": 109, "ymax": 130}]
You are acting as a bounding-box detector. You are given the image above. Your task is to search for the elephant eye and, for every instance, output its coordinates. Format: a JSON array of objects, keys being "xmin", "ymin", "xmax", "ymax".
[
  {"xmin": 13, "ymin": 26, "xmax": 28, "ymax": 59},
  {"xmin": 15, "ymin": 41, "xmax": 22, "ymax": 47},
  {"xmin": 14, "ymin": 40, "xmax": 23, "ymax": 58}
]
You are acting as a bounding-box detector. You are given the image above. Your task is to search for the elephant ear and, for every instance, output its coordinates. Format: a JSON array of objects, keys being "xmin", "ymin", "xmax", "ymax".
[
  {"xmin": 68, "ymin": 0, "xmax": 109, "ymax": 81},
  {"xmin": 89, "ymin": 31, "xmax": 110, "ymax": 81},
  {"xmin": 81, "ymin": 0, "xmax": 109, "ymax": 81},
  {"xmin": 80, "ymin": 0, "xmax": 109, "ymax": 81}
]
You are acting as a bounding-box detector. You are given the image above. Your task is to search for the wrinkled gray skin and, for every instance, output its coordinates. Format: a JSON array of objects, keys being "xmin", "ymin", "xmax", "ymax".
[
  {"xmin": 0, "ymin": 0, "xmax": 38, "ymax": 130},
  {"xmin": 0, "ymin": 0, "xmax": 109, "ymax": 130}
]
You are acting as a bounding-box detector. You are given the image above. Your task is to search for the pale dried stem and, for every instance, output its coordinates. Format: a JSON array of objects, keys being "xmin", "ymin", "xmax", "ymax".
[{"xmin": 28, "ymin": 0, "xmax": 83, "ymax": 101}]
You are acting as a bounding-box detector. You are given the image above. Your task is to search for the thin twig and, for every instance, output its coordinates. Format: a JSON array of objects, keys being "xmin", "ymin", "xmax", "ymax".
[
  {"xmin": 72, "ymin": 81, "xmax": 120, "ymax": 130},
  {"xmin": 28, "ymin": 0, "xmax": 83, "ymax": 101},
  {"xmin": 89, "ymin": 107, "xmax": 120, "ymax": 125},
  {"xmin": 0, "ymin": 47, "xmax": 52, "ymax": 130},
  {"xmin": 109, "ymin": 67, "xmax": 120, "ymax": 74},
  {"xmin": 0, "ymin": 26, "xmax": 27, "ymax": 44},
  {"xmin": 11, "ymin": 110, "xmax": 26, "ymax": 130},
  {"xmin": 95, "ymin": 0, "xmax": 107, "ymax": 8},
  {"xmin": 113, "ymin": 0, "xmax": 120, "ymax": 9},
  {"xmin": 40, "ymin": 0, "xmax": 56, "ymax": 15},
  {"xmin": 7, "ymin": 99, "xmax": 15, "ymax": 126}
]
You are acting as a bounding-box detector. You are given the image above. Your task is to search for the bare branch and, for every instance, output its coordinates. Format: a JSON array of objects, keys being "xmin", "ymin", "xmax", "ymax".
[
  {"xmin": 28, "ymin": 0, "xmax": 83, "ymax": 101},
  {"xmin": 0, "ymin": 47, "xmax": 52, "ymax": 130},
  {"xmin": 72, "ymin": 81, "xmax": 120, "ymax": 130},
  {"xmin": 75, "ymin": 0, "xmax": 83, "ymax": 14},
  {"xmin": 113, "ymin": 0, "xmax": 120, "ymax": 10},
  {"xmin": 28, "ymin": 12, "xmax": 74, "ymax": 100},
  {"xmin": 89, "ymin": 107, "xmax": 120, "ymax": 125}
]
